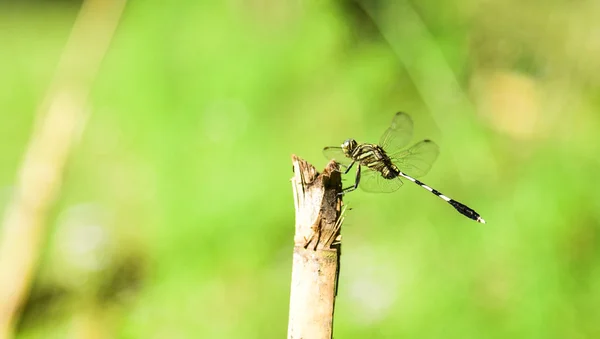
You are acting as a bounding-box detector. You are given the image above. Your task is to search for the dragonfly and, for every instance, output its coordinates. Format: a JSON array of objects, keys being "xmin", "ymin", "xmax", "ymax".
[{"xmin": 323, "ymin": 112, "xmax": 485, "ymax": 223}]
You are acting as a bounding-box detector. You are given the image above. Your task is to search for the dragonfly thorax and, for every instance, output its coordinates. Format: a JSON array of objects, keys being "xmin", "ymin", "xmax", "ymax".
[{"xmin": 341, "ymin": 139, "xmax": 358, "ymax": 157}]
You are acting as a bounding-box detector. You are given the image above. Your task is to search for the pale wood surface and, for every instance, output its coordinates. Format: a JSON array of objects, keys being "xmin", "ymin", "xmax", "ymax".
[{"xmin": 288, "ymin": 155, "xmax": 343, "ymax": 339}]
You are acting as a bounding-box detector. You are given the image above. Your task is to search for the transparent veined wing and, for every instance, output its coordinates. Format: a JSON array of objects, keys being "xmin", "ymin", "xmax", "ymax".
[
  {"xmin": 379, "ymin": 112, "xmax": 414, "ymax": 154},
  {"xmin": 323, "ymin": 146, "xmax": 353, "ymax": 167},
  {"xmin": 359, "ymin": 167, "xmax": 404, "ymax": 193},
  {"xmin": 390, "ymin": 139, "xmax": 440, "ymax": 178}
]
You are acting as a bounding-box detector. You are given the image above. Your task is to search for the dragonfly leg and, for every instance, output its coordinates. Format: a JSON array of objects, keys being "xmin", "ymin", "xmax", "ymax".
[
  {"xmin": 342, "ymin": 161, "xmax": 355, "ymax": 174},
  {"xmin": 339, "ymin": 164, "xmax": 361, "ymax": 195}
]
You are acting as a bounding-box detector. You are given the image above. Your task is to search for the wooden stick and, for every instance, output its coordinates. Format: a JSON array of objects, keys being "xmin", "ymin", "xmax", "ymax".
[
  {"xmin": 287, "ymin": 155, "xmax": 344, "ymax": 339},
  {"xmin": 0, "ymin": 1, "xmax": 126, "ymax": 337}
]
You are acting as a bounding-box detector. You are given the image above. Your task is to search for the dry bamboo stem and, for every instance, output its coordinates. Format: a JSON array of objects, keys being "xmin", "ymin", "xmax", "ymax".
[
  {"xmin": 288, "ymin": 155, "xmax": 344, "ymax": 339},
  {"xmin": 0, "ymin": 1, "xmax": 126, "ymax": 337}
]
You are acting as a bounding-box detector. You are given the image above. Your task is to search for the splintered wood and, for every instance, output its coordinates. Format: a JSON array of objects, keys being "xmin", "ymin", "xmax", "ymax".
[{"xmin": 288, "ymin": 155, "xmax": 344, "ymax": 339}]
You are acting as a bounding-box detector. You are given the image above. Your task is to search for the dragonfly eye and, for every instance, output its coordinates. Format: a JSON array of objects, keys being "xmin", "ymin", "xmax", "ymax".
[
  {"xmin": 341, "ymin": 139, "xmax": 357, "ymax": 155},
  {"xmin": 341, "ymin": 139, "xmax": 351, "ymax": 149}
]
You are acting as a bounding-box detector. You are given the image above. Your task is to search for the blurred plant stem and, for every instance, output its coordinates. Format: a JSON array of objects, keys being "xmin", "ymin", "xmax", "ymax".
[
  {"xmin": 0, "ymin": 0, "xmax": 126, "ymax": 337},
  {"xmin": 359, "ymin": 1, "xmax": 495, "ymax": 173}
]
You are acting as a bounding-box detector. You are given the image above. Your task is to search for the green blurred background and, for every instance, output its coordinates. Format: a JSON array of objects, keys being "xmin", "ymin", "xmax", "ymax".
[{"xmin": 2, "ymin": 0, "xmax": 600, "ymax": 338}]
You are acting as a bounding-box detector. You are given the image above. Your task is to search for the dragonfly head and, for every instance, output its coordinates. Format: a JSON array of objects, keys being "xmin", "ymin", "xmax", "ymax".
[{"xmin": 341, "ymin": 139, "xmax": 358, "ymax": 156}]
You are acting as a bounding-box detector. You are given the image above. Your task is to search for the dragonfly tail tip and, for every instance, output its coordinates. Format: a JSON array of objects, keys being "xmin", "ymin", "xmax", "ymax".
[{"xmin": 477, "ymin": 216, "xmax": 486, "ymax": 224}]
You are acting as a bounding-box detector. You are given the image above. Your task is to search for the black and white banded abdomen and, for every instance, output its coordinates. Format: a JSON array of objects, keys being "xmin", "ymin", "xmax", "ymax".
[{"xmin": 398, "ymin": 171, "xmax": 485, "ymax": 223}]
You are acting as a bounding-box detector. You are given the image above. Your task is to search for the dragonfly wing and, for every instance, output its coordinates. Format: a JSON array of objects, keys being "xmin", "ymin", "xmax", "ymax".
[
  {"xmin": 390, "ymin": 139, "xmax": 440, "ymax": 178},
  {"xmin": 379, "ymin": 112, "xmax": 414, "ymax": 154},
  {"xmin": 359, "ymin": 168, "xmax": 403, "ymax": 193},
  {"xmin": 323, "ymin": 146, "xmax": 353, "ymax": 167}
]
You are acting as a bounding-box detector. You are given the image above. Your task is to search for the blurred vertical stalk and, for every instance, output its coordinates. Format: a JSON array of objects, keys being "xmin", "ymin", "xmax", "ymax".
[
  {"xmin": 288, "ymin": 155, "xmax": 343, "ymax": 339},
  {"xmin": 359, "ymin": 1, "xmax": 495, "ymax": 173},
  {"xmin": 0, "ymin": 0, "xmax": 126, "ymax": 337}
]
